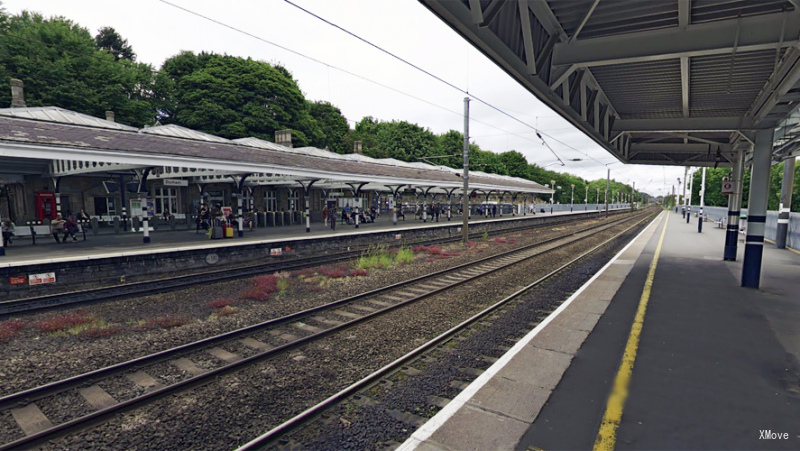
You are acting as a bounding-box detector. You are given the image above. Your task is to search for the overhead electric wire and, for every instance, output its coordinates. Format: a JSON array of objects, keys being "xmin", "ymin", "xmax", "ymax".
[
  {"xmin": 4, "ymin": 1, "xmax": 643, "ymax": 189},
  {"xmin": 281, "ymin": 0, "xmax": 565, "ymax": 166},
  {"xmin": 154, "ymin": 0, "xmax": 566, "ymax": 164},
  {"xmin": 281, "ymin": 0, "xmax": 654, "ymax": 191}
]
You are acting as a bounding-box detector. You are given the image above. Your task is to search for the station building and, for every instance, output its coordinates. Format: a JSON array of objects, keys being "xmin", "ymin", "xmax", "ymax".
[{"xmin": 0, "ymin": 81, "xmax": 552, "ymax": 232}]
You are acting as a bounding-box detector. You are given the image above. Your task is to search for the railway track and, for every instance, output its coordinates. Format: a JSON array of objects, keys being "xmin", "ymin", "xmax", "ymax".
[
  {"xmin": 0, "ymin": 210, "xmax": 627, "ymax": 317},
  {"xmin": 238, "ymin": 209, "xmax": 659, "ymax": 450},
  {"xmin": 0, "ymin": 210, "xmax": 649, "ymax": 450}
]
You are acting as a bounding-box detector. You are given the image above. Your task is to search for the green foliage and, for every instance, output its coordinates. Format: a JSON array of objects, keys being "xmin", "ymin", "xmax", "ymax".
[
  {"xmin": 0, "ymin": 11, "xmax": 158, "ymax": 127},
  {"xmin": 395, "ymin": 247, "xmax": 414, "ymax": 263},
  {"xmin": 94, "ymin": 26, "xmax": 134, "ymax": 61},
  {"xmin": 307, "ymin": 100, "xmax": 350, "ymax": 153},
  {"xmin": 688, "ymin": 162, "xmax": 800, "ymax": 212},
  {"xmin": 0, "ymin": 6, "xmax": 649, "ymax": 200},
  {"xmin": 160, "ymin": 52, "xmax": 308, "ymax": 142}
]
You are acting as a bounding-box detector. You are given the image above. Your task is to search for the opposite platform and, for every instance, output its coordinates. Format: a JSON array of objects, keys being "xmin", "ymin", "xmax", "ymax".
[
  {"xmin": 401, "ymin": 209, "xmax": 800, "ymax": 450},
  {"xmin": 0, "ymin": 209, "xmax": 620, "ymax": 268}
]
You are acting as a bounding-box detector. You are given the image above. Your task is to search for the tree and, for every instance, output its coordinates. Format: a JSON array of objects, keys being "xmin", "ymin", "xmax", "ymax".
[
  {"xmin": 307, "ymin": 101, "xmax": 350, "ymax": 153},
  {"xmin": 159, "ymin": 52, "xmax": 326, "ymax": 146},
  {"xmin": 0, "ymin": 11, "xmax": 157, "ymax": 126},
  {"xmin": 94, "ymin": 26, "xmax": 135, "ymax": 61}
]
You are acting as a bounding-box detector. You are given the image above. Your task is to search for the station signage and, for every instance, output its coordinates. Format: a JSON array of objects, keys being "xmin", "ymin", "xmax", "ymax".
[
  {"xmin": 721, "ymin": 180, "xmax": 734, "ymax": 195},
  {"xmin": 270, "ymin": 248, "xmax": 282, "ymax": 256},
  {"xmin": 29, "ymin": 272, "xmax": 56, "ymax": 286},
  {"xmin": 8, "ymin": 276, "xmax": 27, "ymax": 285},
  {"xmin": 162, "ymin": 179, "xmax": 188, "ymax": 187}
]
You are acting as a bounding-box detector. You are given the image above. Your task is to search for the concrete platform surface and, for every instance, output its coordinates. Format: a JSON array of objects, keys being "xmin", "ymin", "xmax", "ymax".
[
  {"xmin": 0, "ymin": 208, "xmax": 619, "ymax": 268},
  {"xmin": 400, "ymin": 209, "xmax": 800, "ymax": 451}
]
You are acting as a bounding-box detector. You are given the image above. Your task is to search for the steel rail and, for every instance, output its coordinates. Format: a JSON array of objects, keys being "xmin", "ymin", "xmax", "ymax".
[
  {"xmin": 235, "ymin": 211, "xmax": 658, "ymax": 450},
  {"xmin": 0, "ymin": 210, "xmax": 626, "ymax": 316},
  {"xmin": 0, "ymin": 211, "xmax": 649, "ymax": 450},
  {"xmin": 0, "ymin": 211, "xmax": 640, "ymax": 412}
]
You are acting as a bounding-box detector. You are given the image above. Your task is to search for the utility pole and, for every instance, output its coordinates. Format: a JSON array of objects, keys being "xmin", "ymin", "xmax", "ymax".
[
  {"xmin": 462, "ymin": 97, "xmax": 470, "ymax": 245},
  {"xmin": 631, "ymin": 181, "xmax": 635, "ymax": 211},
  {"xmin": 605, "ymin": 168, "xmax": 610, "ymax": 218}
]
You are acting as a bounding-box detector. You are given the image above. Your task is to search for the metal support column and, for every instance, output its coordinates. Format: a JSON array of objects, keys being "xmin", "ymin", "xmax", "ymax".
[
  {"xmin": 724, "ymin": 152, "xmax": 745, "ymax": 261},
  {"xmin": 605, "ymin": 169, "xmax": 610, "ymax": 219},
  {"xmin": 776, "ymin": 157, "xmax": 795, "ymax": 249},
  {"xmin": 687, "ymin": 168, "xmax": 693, "ymax": 224},
  {"xmin": 682, "ymin": 166, "xmax": 688, "ymax": 218},
  {"xmin": 742, "ymin": 129, "xmax": 773, "ymax": 288},
  {"xmin": 698, "ymin": 167, "xmax": 706, "ymax": 233},
  {"xmin": 462, "ymin": 97, "xmax": 470, "ymax": 245},
  {"xmin": 139, "ymin": 169, "xmax": 152, "ymax": 244}
]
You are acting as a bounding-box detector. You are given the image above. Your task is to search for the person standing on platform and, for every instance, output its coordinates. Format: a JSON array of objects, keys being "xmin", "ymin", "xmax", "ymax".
[
  {"xmin": 1, "ymin": 220, "xmax": 14, "ymax": 247},
  {"xmin": 197, "ymin": 204, "xmax": 209, "ymax": 233},
  {"xmin": 77, "ymin": 208, "xmax": 91, "ymax": 231},
  {"xmin": 50, "ymin": 214, "xmax": 66, "ymax": 243},
  {"xmin": 329, "ymin": 205, "xmax": 337, "ymax": 231},
  {"xmin": 492, "ymin": 204, "xmax": 497, "ymax": 218}
]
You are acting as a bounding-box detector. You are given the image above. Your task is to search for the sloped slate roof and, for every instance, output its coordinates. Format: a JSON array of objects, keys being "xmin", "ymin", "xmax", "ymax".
[
  {"xmin": 0, "ymin": 116, "xmax": 548, "ymax": 192},
  {"xmin": 0, "ymin": 106, "xmax": 139, "ymax": 132}
]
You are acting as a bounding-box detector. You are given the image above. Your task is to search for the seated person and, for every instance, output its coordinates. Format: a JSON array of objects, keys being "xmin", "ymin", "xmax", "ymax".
[
  {"xmin": 63, "ymin": 216, "xmax": 79, "ymax": 242},
  {"xmin": 50, "ymin": 215, "xmax": 66, "ymax": 243}
]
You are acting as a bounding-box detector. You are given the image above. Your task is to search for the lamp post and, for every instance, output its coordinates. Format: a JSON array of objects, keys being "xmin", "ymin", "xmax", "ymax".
[
  {"xmin": 584, "ymin": 185, "xmax": 588, "ymax": 210},
  {"xmin": 570, "ymin": 184, "xmax": 575, "ymax": 212},
  {"xmin": 596, "ymin": 188, "xmax": 600, "ymax": 210},
  {"xmin": 550, "ymin": 180, "xmax": 555, "ymax": 213}
]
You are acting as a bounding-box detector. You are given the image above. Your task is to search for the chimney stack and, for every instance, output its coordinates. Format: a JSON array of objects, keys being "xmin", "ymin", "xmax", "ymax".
[
  {"xmin": 354, "ymin": 140, "xmax": 362, "ymax": 154},
  {"xmin": 275, "ymin": 129, "xmax": 293, "ymax": 148},
  {"xmin": 10, "ymin": 79, "xmax": 26, "ymax": 108},
  {"xmin": 105, "ymin": 111, "xmax": 115, "ymax": 122}
]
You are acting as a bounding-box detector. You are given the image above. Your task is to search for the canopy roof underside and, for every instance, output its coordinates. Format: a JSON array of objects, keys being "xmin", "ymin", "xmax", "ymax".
[{"xmin": 422, "ymin": 0, "xmax": 800, "ymax": 167}]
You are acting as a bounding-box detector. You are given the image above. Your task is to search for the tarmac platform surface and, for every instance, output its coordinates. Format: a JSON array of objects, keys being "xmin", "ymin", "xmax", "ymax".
[{"xmin": 400, "ymin": 209, "xmax": 800, "ymax": 450}]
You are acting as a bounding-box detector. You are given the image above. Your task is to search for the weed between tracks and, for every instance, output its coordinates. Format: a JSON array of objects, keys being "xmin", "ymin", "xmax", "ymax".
[{"xmin": 2, "ymin": 227, "xmax": 539, "ymax": 347}]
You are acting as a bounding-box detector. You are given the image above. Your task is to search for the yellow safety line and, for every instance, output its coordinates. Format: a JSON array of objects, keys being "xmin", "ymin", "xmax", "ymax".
[
  {"xmin": 593, "ymin": 213, "xmax": 669, "ymax": 450},
  {"xmin": 764, "ymin": 238, "xmax": 800, "ymax": 255}
]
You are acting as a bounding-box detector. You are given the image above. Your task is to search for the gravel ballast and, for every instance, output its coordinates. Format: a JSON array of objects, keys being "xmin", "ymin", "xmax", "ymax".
[{"xmin": 27, "ymin": 212, "xmax": 655, "ymax": 451}]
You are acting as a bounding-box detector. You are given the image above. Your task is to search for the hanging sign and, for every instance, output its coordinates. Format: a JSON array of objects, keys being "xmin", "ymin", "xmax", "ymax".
[{"xmin": 721, "ymin": 180, "xmax": 734, "ymax": 195}]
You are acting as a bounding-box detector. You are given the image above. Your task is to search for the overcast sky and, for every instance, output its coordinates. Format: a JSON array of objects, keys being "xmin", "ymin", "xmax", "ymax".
[{"xmin": 4, "ymin": 0, "xmax": 688, "ymax": 197}]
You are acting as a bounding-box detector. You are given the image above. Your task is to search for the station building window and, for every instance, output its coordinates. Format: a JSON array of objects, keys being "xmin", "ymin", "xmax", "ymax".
[
  {"xmin": 93, "ymin": 197, "xmax": 117, "ymax": 217},
  {"xmin": 288, "ymin": 190, "xmax": 299, "ymax": 211},
  {"xmin": 154, "ymin": 187, "xmax": 179, "ymax": 214},
  {"xmin": 265, "ymin": 190, "xmax": 277, "ymax": 211}
]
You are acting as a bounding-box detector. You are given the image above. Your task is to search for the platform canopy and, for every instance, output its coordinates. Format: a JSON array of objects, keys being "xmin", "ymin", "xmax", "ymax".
[
  {"xmin": 0, "ymin": 106, "xmax": 551, "ymax": 197},
  {"xmin": 421, "ymin": 0, "xmax": 800, "ymax": 167}
]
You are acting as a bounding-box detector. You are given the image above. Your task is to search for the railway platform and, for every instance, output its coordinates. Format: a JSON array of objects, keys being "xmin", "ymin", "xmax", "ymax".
[
  {"xmin": 0, "ymin": 208, "xmax": 615, "ymax": 268},
  {"xmin": 400, "ymin": 209, "xmax": 800, "ymax": 450}
]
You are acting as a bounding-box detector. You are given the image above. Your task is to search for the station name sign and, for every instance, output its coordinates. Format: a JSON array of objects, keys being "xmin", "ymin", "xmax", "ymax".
[{"xmin": 162, "ymin": 179, "xmax": 189, "ymax": 187}]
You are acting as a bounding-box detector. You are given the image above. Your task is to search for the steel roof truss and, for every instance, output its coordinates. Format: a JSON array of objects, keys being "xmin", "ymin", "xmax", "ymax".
[
  {"xmin": 552, "ymin": 11, "xmax": 800, "ymax": 68},
  {"xmin": 518, "ymin": 0, "xmax": 538, "ymax": 74}
]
